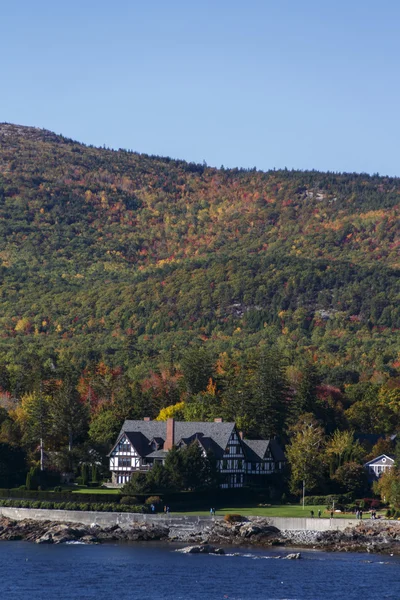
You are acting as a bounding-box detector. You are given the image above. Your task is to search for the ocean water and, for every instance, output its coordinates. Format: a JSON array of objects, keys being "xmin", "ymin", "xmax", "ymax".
[{"xmin": 0, "ymin": 542, "xmax": 399, "ymax": 600}]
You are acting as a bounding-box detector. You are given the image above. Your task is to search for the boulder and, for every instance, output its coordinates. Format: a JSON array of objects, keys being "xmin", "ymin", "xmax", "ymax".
[{"xmin": 177, "ymin": 544, "xmax": 225, "ymax": 555}]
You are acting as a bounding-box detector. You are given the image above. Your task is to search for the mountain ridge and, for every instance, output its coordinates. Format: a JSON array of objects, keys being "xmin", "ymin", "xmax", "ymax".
[{"xmin": 0, "ymin": 123, "xmax": 398, "ymax": 382}]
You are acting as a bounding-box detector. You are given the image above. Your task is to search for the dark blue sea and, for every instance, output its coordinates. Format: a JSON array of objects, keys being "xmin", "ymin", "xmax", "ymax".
[{"xmin": 0, "ymin": 541, "xmax": 399, "ymax": 600}]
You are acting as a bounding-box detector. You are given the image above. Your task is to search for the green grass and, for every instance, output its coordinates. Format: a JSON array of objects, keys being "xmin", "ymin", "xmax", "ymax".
[
  {"xmin": 172, "ymin": 504, "xmax": 359, "ymax": 518},
  {"xmin": 70, "ymin": 487, "xmax": 120, "ymax": 495}
]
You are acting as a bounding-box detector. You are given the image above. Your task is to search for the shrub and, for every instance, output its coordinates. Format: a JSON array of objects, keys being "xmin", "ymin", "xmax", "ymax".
[
  {"xmin": 119, "ymin": 495, "xmax": 139, "ymax": 505},
  {"xmin": 145, "ymin": 496, "xmax": 162, "ymax": 506},
  {"xmin": 224, "ymin": 514, "xmax": 246, "ymax": 523},
  {"xmin": 302, "ymin": 493, "xmax": 353, "ymax": 507},
  {"xmin": 0, "ymin": 497, "xmax": 146, "ymax": 514}
]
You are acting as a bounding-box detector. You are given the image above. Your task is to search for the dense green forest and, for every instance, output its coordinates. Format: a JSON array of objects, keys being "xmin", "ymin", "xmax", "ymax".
[{"xmin": 0, "ymin": 122, "xmax": 399, "ymax": 494}]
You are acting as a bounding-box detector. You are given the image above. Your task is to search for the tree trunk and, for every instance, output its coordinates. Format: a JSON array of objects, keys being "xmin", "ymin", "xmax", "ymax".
[{"xmin": 40, "ymin": 437, "xmax": 44, "ymax": 471}]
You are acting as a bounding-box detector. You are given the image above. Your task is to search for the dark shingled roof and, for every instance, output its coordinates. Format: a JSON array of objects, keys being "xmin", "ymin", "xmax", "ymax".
[
  {"xmin": 269, "ymin": 439, "xmax": 286, "ymax": 462},
  {"xmin": 125, "ymin": 432, "xmax": 150, "ymax": 457},
  {"xmin": 242, "ymin": 439, "xmax": 269, "ymax": 461},
  {"xmin": 146, "ymin": 450, "xmax": 168, "ymax": 459},
  {"xmin": 116, "ymin": 420, "xmax": 286, "ymax": 463},
  {"xmin": 242, "ymin": 438, "xmax": 286, "ymax": 462},
  {"xmin": 120, "ymin": 420, "xmax": 236, "ymax": 458}
]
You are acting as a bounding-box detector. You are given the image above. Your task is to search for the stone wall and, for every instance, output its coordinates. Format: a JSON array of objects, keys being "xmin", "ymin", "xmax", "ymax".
[{"xmin": 0, "ymin": 507, "xmax": 357, "ymax": 532}]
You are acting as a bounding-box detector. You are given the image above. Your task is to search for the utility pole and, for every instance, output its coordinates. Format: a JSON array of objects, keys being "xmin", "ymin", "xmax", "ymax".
[{"xmin": 39, "ymin": 382, "xmax": 44, "ymax": 471}]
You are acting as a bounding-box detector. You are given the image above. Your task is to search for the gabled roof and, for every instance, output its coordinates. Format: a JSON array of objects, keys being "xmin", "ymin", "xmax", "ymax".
[
  {"xmin": 151, "ymin": 436, "xmax": 165, "ymax": 446},
  {"xmin": 197, "ymin": 436, "xmax": 225, "ymax": 458},
  {"xmin": 242, "ymin": 439, "xmax": 269, "ymax": 461},
  {"xmin": 125, "ymin": 431, "xmax": 151, "ymax": 457},
  {"xmin": 119, "ymin": 420, "xmax": 236, "ymax": 458},
  {"xmin": 364, "ymin": 454, "xmax": 395, "ymax": 467},
  {"xmin": 242, "ymin": 438, "xmax": 286, "ymax": 462},
  {"xmin": 269, "ymin": 439, "xmax": 286, "ymax": 462}
]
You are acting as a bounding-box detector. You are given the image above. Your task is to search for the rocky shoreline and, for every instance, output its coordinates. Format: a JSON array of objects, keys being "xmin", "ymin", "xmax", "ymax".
[{"xmin": 1, "ymin": 516, "xmax": 400, "ymax": 554}]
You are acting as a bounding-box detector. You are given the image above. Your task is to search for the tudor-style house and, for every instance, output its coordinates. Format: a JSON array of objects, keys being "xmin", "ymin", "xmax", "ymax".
[
  {"xmin": 108, "ymin": 418, "xmax": 286, "ymax": 488},
  {"xmin": 364, "ymin": 454, "xmax": 395, "ymax": 481}
]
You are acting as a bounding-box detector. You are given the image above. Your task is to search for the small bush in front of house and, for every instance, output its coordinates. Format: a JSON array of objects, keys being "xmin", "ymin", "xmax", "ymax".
[
  {"xmin": 120, "ymin": 495, "xmax": 140, "ymax": 505},
  {"xmin": 145, "ymin": 496, "xmax": 162, "ymax": 506}
]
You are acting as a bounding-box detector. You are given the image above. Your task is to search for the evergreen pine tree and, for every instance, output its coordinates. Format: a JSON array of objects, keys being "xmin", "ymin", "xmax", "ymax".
[
  {"xmin": 290, "ymin": 362, "xmax": 320, "ymax": 424},
  {"xmin": 50, "ymin": 374, "xmax": 88, "ymax": 451},
  {"xmin": 181, "ymin": 347, "xmax": 213, "ymax": 396},
  {"xmin": 250, "ymin": 349, "xmax": 287, "ymax": 439}
]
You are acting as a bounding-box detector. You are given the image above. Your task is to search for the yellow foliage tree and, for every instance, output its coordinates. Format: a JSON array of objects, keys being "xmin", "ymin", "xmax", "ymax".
[
  {"xmin": 15, "ymin": 317, "xmax": 31, "ymax": 333},
  {"xmin": 155, "ymin": 401, "xmax": 185, "ymax": 421}
]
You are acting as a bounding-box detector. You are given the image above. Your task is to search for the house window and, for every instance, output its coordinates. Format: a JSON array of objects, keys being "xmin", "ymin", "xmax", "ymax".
[
  {"xmin": 222, "ymin": 460, "xmax": 227, "ymax": 470},
  {"xmin": 118, "ymin": 457, "xmax": 131, "ymax": 468},
  {"xmin": 238, "ymin": 460, "xmax": 243, "ymax": 470},
  {"xmin": 120, "ymin": 443, "xmax": 130, "ymax": 453}
]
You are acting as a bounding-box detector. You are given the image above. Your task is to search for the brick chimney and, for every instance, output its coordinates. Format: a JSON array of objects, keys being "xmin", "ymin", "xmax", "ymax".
[
  {"xmin": 214, "ymin": 418, "xmax": 223, "ymax": 423},
  {"xmin": 143, "ymin": 417, "xmax": 151, "ymax": 422},
  {"xmin": 164, "ymin": 418, "xmax": 175, "ymax": 450}
]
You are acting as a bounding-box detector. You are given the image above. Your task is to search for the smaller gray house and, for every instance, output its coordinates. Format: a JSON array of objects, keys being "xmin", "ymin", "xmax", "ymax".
[{"xmin": 364, "ymin": 454, "xmax": 395, "ymax": 481}]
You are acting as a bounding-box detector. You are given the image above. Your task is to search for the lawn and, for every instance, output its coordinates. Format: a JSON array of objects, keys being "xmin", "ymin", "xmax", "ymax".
[
  {"xmin": 172, "ymin": 504, "xmax": 359, "ymax": 519},
  {"xmin": 70, "ymin": 487, "xmax": 120, "ymax": 495}
]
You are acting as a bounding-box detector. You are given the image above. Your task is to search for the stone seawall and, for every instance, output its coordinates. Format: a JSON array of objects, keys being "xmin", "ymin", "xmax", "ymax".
[
  {"xmin": 0, "ymin": 507, "xmax": 356, "ymax": 532},
  {"xmin": 1, "ymin": 508, "xmax": 399, "ymax": 553}
]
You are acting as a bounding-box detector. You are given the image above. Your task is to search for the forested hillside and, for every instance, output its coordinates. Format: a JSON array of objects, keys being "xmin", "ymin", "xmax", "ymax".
[
  {"xmin": 0, "ymin": 123, "xmax": 398, "ymax": 379},
  {"xmin": 0, "ymin": 122, "xmax": 399, "ymax": 488}
]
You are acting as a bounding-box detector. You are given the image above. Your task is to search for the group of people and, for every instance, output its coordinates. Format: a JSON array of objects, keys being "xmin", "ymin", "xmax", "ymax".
[
  {"xmin": 309, "ymin": 510, "xmax": 323, "ymax": 518},
  {"xmin": 355, "ymin": 509, "xmax": 378, "ymax": 519},
  {"xmin": 209, "ymin": 508, "xmax": 216, "ymax": 516},
  {"xmin": 149, "ymin": 504, "xmax": 170, "ymax": 514}
]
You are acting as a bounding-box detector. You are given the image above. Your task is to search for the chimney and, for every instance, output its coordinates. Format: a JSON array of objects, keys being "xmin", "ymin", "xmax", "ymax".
[
  {"xmin": 214, "ymin": 418, "xmax": 223, "ymax": 423},
  {"xmin": 143, "ymin": 417, "xmax": 151, "ymax": 422},
  {"xmin": 164, "ymin": 418, "xmax": 175, "ymax": 450},
  {"xmin": 239, "ymin": 431, "xmax": 244, "ymax": 440}
]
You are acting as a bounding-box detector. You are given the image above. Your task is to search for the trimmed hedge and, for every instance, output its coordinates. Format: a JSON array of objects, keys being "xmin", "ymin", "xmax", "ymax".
[
  {"xmin": 0, "ymin": 489, "xmax": 121, "ymax": 504},
  {"xmin": 0, "ymin": 498, "xmax": 147, "ymax": 513},
  {"xmin": 301, "ymin": 493, "xmax": 353, "ymax": 506}
]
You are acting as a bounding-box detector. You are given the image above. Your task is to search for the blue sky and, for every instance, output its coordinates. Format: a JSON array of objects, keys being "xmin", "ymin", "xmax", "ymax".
[{"xmin": 2, "ymin": 0, "xmax": 400, "ymax": 175}]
